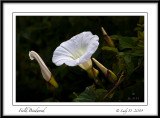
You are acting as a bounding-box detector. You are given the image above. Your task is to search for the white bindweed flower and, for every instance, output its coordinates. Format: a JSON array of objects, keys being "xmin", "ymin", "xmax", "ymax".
[
  {"xmin": 52, "ymin": 32, "xmax": 99, "ymax": 72},
  {"xmin": 29, "ymin": 51, "xmax": 58, "ymax": 88}
]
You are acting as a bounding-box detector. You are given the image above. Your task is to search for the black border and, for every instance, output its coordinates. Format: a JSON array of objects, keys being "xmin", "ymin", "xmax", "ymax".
[
  {"xmin": 0, "ymin": 0, "xmax": 160, "ymax": 2},
  {"xmin": 1, "ymin": 1, "xmax": 159, "ymax": 117}
]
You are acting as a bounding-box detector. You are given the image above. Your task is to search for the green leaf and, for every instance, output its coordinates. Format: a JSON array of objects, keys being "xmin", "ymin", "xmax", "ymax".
[
  {"xmin": 110, "ymin": 35, "xmax": 122, "ymax": 40},
  {"xmin": 119, "ymin": 37, "xmax": 137, "ymax": 50},
  {"xmin": 132, "ymin": 52, "xmax": 144, "ymax": 56},
  {"xmin": 132, "ymin": 46, "xmax": 144, "ymax": 57},
  {"xmin": 73, "ymin": 87, "xmax": 110, "ymax": 102},
  {"xmin": 118, "ymin": 57, "xmax": 126, "ymax": 71},
  {"xmin": 137, "ymin": 24, "xmax": 144, "ymax": 28},
  {"xmin": 134, "ymin": 27, "xmax": 142, "ymax": 32},
  {"xmin": 138, "ymin": 31, "xmax": 144, "ymax": 40},
  {"xmin": 124, "ymin": 55, "xmax": 134, "ymax": 75},
  {"xmin": 124, "ymin": 55, "xmax": 131, "ymax": 63},
  {"xmin": 102, "ymin": 46, "xmax": 118, "ymax": 53},
  {"xmin": 95, "ymin": 89, "xmax": 108, "ymax": 101},
  {"xmin": 118, "ymin": 52, "xmax": 125, "ymax": 56},
  {"xmin": 112, "ymin": 63, "xmax": 122, "ymax": 76},
  {"xmin": 73, "ymin": 85, "xmax": 96, "ymax": 102}
]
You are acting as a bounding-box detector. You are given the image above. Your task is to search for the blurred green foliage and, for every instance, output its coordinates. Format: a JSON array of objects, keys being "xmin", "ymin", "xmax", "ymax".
[{"xmin": 16, "ymin": 16, "xmax": 144, "ymax": 102}]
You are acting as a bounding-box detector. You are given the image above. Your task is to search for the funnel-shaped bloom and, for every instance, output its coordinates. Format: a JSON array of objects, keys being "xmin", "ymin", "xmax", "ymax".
[
  {"xmin": 92, "ymin": 58, "xmax": 117, "ymax": 83},
  {"xmin": 52, "ymin": 32, "xmax": 99, "ymax": 71},
  {"xmin": 52, "ymin": 32, "xmax": 99, "ymax": 78},
  {"xmin": 29, "ymin": 51, "xmax": 58, "ymax": 88}
]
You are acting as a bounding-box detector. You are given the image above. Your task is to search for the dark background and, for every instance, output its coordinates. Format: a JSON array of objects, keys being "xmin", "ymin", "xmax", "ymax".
[{"xmin": 16, "ymin": 16, "xmax": 144, "ymax": 102}]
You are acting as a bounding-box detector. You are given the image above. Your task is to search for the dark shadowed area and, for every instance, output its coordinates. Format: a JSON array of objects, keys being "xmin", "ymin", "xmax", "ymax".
[{"xmin": 16, "ymin": 16, "xmax": 144, "ymax": 102}]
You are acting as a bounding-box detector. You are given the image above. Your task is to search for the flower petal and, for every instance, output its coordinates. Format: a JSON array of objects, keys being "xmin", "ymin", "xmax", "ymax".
[{"xmin": 52, "ymin": 31, "xmax": 99, "ymax": 67}]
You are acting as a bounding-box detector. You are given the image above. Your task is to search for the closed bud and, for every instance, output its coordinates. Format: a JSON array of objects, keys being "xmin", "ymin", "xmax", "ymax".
[
  {"xmin": 92, "ymin": 58, "xmax": 117, "ymax": 83},
  {"xmin": 101, "ymin": 27, "xmax": 115, "ymax": 47},
  {"xmin": 29, "ymin": 51, "xmax": 58, "ymax": 88},
  {"xmin": 86, "ymin": 67, "xmax": 99, "ymax": 79}
]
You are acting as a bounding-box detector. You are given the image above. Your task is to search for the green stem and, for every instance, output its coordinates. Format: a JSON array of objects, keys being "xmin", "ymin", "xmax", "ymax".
[
  {"xmin": 92, "ymin": 66, "xmax": 105, "ymax": 89},
  {"xmin": 103, "ymin": 72, "xmax": 125, "ymax": 101}
]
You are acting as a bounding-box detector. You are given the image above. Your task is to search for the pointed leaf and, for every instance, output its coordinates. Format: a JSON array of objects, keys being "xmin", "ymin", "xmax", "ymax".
[
  {"xmin": 102, "ymin": 46, "xmax": 118, "ymax": 53},
  {"xmin": 73, "ymin": 85, "xmax": 96, "ymax": 102},
  {"xmin": 119, "ymin": 37, "xmax": 137, "ymax": 50}
]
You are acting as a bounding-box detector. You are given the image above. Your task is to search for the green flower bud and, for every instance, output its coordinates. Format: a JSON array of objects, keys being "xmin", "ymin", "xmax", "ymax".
[
  {"xmin": 92, "ymin": 58, "xmax": 117, "ymax": 83},
  {"xmin": 101, "ymin": 27, "xmax": 115, "ymax": 47}
]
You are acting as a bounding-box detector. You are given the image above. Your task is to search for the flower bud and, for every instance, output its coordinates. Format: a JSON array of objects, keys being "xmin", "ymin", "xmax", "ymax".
[
  {"xmin": 101, "ymin": 27, "xmax": 115, "ymax": 47},
  {"xmin": 92, "ymin": 58, "xmax": 117, "ymax": 83},
  {"xmin": 29, "ymin": 51, "xmax": 58, "ymax": 88},
  {"xmin": 86, "ymin": 67, "xmax": 99, "ymax": 79}
]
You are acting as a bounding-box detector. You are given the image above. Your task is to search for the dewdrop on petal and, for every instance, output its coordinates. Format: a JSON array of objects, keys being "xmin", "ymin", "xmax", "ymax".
[
  {"xmin": 29, "ymin": 51, "xmax": 58, "ymax": 88},
  {"xmin": 92, "ymin": 58, "xmax": 117, "ymax": 83}
]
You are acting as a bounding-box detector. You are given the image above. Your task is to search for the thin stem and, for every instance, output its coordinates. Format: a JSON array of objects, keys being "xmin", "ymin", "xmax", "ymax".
[
  {"xmin": 133, "ymin": 57, "xmax": 144, "ymax": 72},
  {"xmin": 92, "ymin": 66, "xmax": 105, "ymax": 89},
  {"xmin": 103, "ymin": 72, "xmax": 125, "ymax": 101}
]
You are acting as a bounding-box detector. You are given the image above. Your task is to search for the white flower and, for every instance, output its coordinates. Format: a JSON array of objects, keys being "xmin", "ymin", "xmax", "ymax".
[
  {"xmin": 52, "ymin": 32, "xmax": 99, "ymax": 71},
  {"xmin": 29, "ymin": 51, "xmax": 58, "ymax": 88}
]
